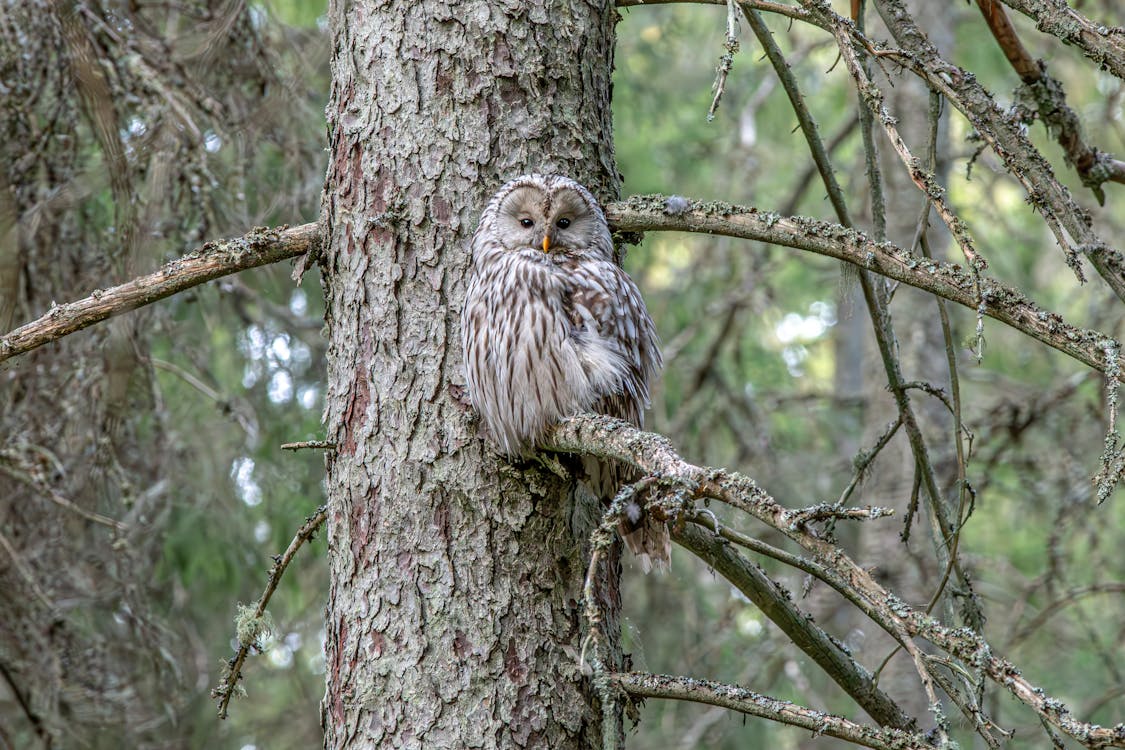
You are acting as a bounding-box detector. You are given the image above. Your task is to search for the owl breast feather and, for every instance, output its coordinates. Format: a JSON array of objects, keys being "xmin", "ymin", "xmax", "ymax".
[{"xmin": 463, "ymin": 251, "xmax": 632, "ymax": 455}]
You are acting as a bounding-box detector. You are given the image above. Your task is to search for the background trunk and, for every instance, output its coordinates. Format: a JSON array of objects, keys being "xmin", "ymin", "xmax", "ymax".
[
  {"xmin": 319, "ymin": 1, "xmax": 621, "ymax": 747},
  {"xmin": 0, "ymin": 5, "xmax": 177, "ymax": 745}
]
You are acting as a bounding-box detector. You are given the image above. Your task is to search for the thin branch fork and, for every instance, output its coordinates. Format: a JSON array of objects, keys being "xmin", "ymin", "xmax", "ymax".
[
  {"xmin": 211, "ymin": 504, "xmax": 327, "ymax": 719},
  {"xmin": 613, "ymin": 672, "xmax": 936, "ymax": 750},
  {"xmin": 545, "ymin": 413, "xmax": 1125, "ymax": 748}
]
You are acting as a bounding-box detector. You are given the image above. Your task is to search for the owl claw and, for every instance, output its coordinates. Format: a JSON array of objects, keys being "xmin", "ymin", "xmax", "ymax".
[{"xmin": 534, "ymin": 452, "xmax": 571, "ymax": 481}]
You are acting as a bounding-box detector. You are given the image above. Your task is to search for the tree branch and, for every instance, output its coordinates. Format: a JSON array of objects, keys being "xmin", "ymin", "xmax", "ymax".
[
  {"xmin": 997, "ymin": 0, "xmax": 1125, "ymax": 81},
  {"xmin": 0, "ymin": 222, "xmax": 318, "ymax": 365},
  {"xmin": 607, "ymin": 196, "xmax": 1123, "ymax": 379},
  {"xmin": 3, "ymin": 198, "xmax": 1120, "ymax": 388},
  {"xmin": 612, "ymin": 672, "xmax": 935, "ymax": 750},
  {"xmin": 674, "ymin": 523, "xmax": 917, "ymax": 730},
  {"xmin": 4, "ymin": 201, "xmax": 1118, "ymax": 384},
  {"xmin": 212, "ymin": 504, "xmax": 327, "ymax": 719},
  {"xmin": 976, "ymin": 0, "xmax": 1125, "ymax": 203},
  {"xmin": 545, "ymin": 413, "xmax": 1125, "ymax": 748}
]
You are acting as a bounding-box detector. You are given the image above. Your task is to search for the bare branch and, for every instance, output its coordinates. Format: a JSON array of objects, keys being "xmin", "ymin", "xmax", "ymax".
[
  {"xmin": 607, "ymin": 197, "xmax": 1124, "ymax": 379},
  {"xmin": 0, "ymin": 222, "xmax": 318, "ymax": 365},
  {"xmin": 997, "ymin": 0, "xmax": 1125, "ymax": 81},
  {"xmin": 212, "ymin": 504, "xmax": 327, "ymax": 719},
  {"xmin": 674, "ymin": 523, "xmax": 917, "ymax": 730},
  {"xmin": 280, "ymin": 441, "xmax": 338, "ymax": 452},
  {"xmin": 612, "ymin": 671, "xmax": 935, "ymax": 750},
  {"xmin": 976, "ymin": 0, "xmax": 1125, "ymax": 203},
  {"xmin": 545, "ymin": 413, "xmax": 1125, "ymax": 748}
]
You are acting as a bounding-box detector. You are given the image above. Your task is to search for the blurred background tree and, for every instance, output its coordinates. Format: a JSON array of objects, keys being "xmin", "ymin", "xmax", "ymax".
[{"xmin": 1, "ymin": 0, "xmax": 1124, "ymax": 748}]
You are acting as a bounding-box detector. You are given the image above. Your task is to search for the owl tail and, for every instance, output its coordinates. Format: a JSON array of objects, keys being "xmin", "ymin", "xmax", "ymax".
[
  {"xmin": 620, "ymin": 512, "xmax": 672, "ymax": 574},
  {"xmin": 582, "ymin": 456, "xmax": 672, "ymax": 573}
]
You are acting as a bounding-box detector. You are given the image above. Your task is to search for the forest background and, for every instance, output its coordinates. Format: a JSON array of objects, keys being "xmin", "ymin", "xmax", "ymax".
[{"xmin": 2, "ymin": 0, "xmax": 1124, "ymax": 748}]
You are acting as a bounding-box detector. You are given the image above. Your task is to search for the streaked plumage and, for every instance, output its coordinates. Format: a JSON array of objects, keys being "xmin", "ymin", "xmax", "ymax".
[{"xmin": 461, "ymin": 174, "xmax": 669, "ymax": 571}]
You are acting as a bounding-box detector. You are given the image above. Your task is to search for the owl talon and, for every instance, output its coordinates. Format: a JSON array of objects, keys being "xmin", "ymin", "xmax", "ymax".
[{"xmin": 534, "ymin": 452, "xmax": 571, "ymax": 481}]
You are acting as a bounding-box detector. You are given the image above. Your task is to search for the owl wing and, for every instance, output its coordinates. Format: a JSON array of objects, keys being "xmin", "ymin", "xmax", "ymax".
[
  {"xmin": 567, "ymin": 261, "xmax": 670, "ymax": 572},
  {"xmin": 565, "ymin": 260, "xmax": 661, "ymax": 428}
]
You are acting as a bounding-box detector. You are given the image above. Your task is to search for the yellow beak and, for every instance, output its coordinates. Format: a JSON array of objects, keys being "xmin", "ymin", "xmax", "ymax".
[{"xmin": 541, "ymin": 235, "xmax": 551, "ymax": 253}]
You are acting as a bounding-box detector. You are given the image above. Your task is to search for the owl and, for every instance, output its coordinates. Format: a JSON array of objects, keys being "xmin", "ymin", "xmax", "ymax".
[{"xmin": 461, "ymin": 174, "xmax": 669, "ymax": 572}]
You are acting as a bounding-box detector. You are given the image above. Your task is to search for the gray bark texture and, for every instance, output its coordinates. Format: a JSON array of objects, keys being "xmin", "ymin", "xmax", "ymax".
[{"xmin": 319, "ymin": 1, "xmax": 622, "ymax": 747}]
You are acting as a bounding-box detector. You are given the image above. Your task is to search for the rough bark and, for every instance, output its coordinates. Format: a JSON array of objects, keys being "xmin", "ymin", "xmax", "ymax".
[{"xmin": 319, "ymin": 1, "xmax": 621, "ymax": 747}]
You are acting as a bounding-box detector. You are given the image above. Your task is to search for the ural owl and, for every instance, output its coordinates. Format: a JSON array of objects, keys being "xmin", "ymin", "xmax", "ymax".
[{"xmin": 461, "ymin": 174, "xmax": 669, "ymax": 571}]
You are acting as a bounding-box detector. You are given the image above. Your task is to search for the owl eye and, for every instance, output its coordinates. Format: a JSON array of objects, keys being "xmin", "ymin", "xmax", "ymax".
[
  {"xmin": 519, "ymin": 218, "xmax": 534, "ymax": 228},
  {"xmin": 556, "ymin": 218, "xmax": 571, "ymax": 229}
]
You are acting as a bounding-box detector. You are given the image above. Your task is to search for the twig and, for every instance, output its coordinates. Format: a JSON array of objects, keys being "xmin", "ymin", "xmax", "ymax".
[
  {"xmin": 708, "ymin": 0, "xmax": 743, "ymax": 120},
  {"xmin": 785, "ymin": 502, "xmax": 894, "ymax": 525},
  {"xmin": 836, "ymin": 416, "xmax": 902, "ymax": 507},
  {"xmin": 212, "ymin": 504, "xmax": 327, "ymax": 719},
  {"xmin": 280, "ymin": 440, "xmax": 337, "ymax": 452},
  {"xmin": 1095, "ymin": 340, "xmax": 1124, "ymax": 502},
  {"xmin": 612, "ymin": 671, "xmax": 936, "ymax": 750}
]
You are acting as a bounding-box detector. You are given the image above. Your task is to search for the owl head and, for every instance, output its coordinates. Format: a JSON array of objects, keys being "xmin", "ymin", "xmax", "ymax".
[{"xmin": 477, "ymin": 174, "xmax": 614, "ymax": 261}]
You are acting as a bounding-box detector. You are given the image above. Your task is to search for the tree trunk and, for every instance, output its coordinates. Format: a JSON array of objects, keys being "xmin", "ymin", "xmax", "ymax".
[{"xmin": 319, "ymin": 1, "xmax": 621, "ymax": 747}]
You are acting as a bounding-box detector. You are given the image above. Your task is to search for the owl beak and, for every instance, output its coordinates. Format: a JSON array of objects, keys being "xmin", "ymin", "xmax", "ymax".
[{"xmin": 541, "ymin": 234, "xmax": 551, "ymax": 253}]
